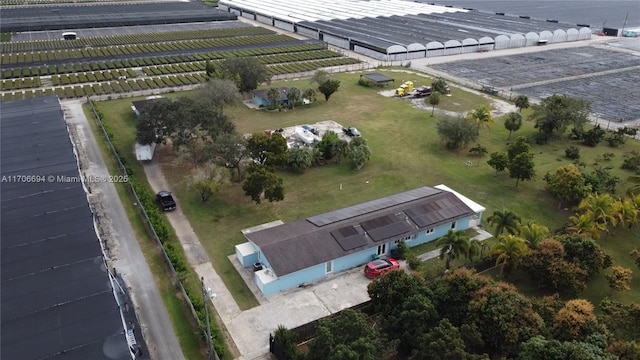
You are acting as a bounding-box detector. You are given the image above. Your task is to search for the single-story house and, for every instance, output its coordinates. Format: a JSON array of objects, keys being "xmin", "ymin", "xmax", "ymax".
[
  {"xmin": 251, "ymin": 87, "xmax": 290, "ymax": 108},
  {"xmin": 236, "ymin": 185, "xmax": 485, "ymax": 296}
]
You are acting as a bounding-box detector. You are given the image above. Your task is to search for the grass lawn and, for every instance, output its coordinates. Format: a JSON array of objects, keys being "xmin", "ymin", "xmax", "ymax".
[{"xmin": 96, "ymin": 69, "xmax": 640, "ymax": 312}]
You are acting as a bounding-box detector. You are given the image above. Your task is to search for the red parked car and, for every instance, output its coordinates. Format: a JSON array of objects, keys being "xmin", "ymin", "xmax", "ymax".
[{"xmin": 364, "ymin": 258, "xmax": 400, "ymax": 279}]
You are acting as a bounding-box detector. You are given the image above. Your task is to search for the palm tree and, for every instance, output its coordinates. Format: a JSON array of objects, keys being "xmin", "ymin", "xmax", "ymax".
[
  {"xmin": 617, "ymin": 198, "xmax": 639, "ymax": 229},
  {"xmin": 286, "ymin": 87, "xmax": 302, "ymax": 109},
  {"xmin": 435, "ymin": 229, "xmax": 470, "ymax": 269},
  {"xmin": 331, "ymin": 139, "xmax": 349, "ymax": 163},
  {"xmin": 429, "ymin": 91, "xmax": 441, "ymax": 116},
  {"xmin": 467, "ymin": 239, "xmax": 482, "ymax": 263},
  {"xmin": 515, "ymin": 94, "xmax": 529, "ymax": 113},
  {"xmin": 487, "ymin": 208, "xmax": 522, "ymax": 236},
  {"xmin": 578, "ymin": 193, "xmax": 620, "ymax": 230},
  {"xmin": 504, "ymin": 112, "xmax": 522, "ymax": 139},
  {"xmin": 567, "ymin": 213, "xmax": 607, "ymax": 240},
  {"xmin": 467, "ymin": 104, "xmax": 494, "ymax": 135},
  {"xmin": 519, "ymin": 222, "xmax": 550, "ymax": 248},
  {"xmin": 490, "ymin": 234, "xmax": 529, "ymax": 277},
  {"xmin": 627, "ymin": 175, "xmax": 640, "ymax": 197},
  {"xmin": 266, "ymin": 87, "xmax": 281, "ymax": 109}
]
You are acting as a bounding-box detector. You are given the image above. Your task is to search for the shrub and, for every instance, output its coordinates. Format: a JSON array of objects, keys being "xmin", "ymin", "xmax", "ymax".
[
  {"xmin": 622, "ymin": 150, "xmax": 640, "ymax": 171},
  {"xmin": 395, "ymin": 241, "xmax": 409, "ymax": 260},
  {"xmin": 565, "ymin": 146, "xmax": 580, "ymax": 159},
  {"xmin": 406, "ymin": 253, "xmax": 422, "ymax": 271},
  {"xmin": 582, "ymin": 125, "xmax": 605, "ymax": 147},
  {"xmin": 358, "ymin": 77, "xmax": 373, "ymax": 87}
]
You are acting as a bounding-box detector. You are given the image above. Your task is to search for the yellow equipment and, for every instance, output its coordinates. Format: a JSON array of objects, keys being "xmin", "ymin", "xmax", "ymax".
[{"xmin": 395, "ymin": 81, "xmax": 414, "ymax": 96}]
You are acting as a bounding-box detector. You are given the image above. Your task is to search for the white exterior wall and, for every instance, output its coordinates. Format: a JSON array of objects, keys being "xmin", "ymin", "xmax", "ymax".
[
  {"xmin": 567, "ymin": 28, "xmax": 580, "ymax": 41},
  {"xmin": 579, "ymin": 28, "xmax": 592, "ymax": 40},
  {"xmin": 256, "ymin": 14, "xmax": 272, "ymax": 25},
  {"xmin": 407, "ymin": 50, "xmax": 426, "ymax": 59},
  {"xmin": 241, "ymin": 11, "xmax": 255, "ymax": 20},
  {"xmin": 510, "ymin": 34, "xmax": 526, "ymax": 48},
  {"xmin": 297, "ymin": 26, "xmax": 320, "ymax": 39},
  {"xmin": 553, "ymin": 29, "xmax": 567, "ymax": 42},
  {"xmin": 274, "ymin": 19, "xmax": 294, "ymax": 32},
  {"xmin": 353, "ymin": 45, "xmax": 387, "ymax": 60},
  {"xmin": 323, "ymin": 34, "xmax": 350, "ymax": 48},
  {"xmin": 525, "ymin": 32, "xmax": 539, "ymax": 46},
  {"xmin": 494, "ymin": 35, "xmax": 510, "ymax": 49}
]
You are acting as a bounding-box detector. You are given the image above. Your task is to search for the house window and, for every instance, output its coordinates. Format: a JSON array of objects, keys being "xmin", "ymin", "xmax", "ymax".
[
  {"xmin": 451, "ymin": 221, "xmax": 456, "ymax": 229},
  {"xmin": 377, "ymin": 243, "xmax": 387, "ymax": 256},
  {"xmin": 424, "ymin": 228, "xmax": 434, "ymax": 235},
  {"xmin": 394, "ymin": 235, "xmax": 412, "ymax": 244},
  {"xmin": 325, "ymin": 261, "xmax": 333, "ymax": 274}
]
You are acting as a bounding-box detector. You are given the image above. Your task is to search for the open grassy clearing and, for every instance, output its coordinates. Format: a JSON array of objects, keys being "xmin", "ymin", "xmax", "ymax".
[{"xmin": 97, "ymin": 69, "xmax": 640, "ymax": 310}]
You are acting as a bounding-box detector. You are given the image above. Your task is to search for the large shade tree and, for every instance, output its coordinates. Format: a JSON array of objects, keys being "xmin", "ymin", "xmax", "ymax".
[
  {"xmin": 219, "ymin": 56, "xmax": 270, "ymax": 93},
  {"xmin": 242, "ymin": 164, "xmax": 285, "ymax": 204},
  {"xmin": 468, "ymin": 282, "xmax": 543, "ymax": 356},
  {"xmin": 530, "ymin": 94, "xmax": 590, "ymax": 137},
  {"xmin": 307, "ymin": 309, "xmax": 393, "ymax": 360},
  {"xmin": 436, "ymin": 115, "xmax": 478, "ymax": 149},
  {"xmin": 544, "ymin": 164, "xmax": 592, "ymax": 207}
]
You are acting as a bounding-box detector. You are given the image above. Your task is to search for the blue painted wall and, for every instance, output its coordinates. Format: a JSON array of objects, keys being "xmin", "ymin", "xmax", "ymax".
[
  {"xmin": 252, "ymin": 95, "xmax": 270, "ymax": 107},
  {"xmin": 259, "ymin": 263, "xmax": 326, "ymax": 296},
  {"xmin": 235, "ymin": 246, "xmax": 259, "ymax": 267},
  {"xmin": 333, "ymin": 247, "xmax": 382, "ymax": 273}
]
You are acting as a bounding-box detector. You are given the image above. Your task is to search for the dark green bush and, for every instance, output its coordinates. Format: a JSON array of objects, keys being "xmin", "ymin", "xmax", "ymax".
[{"xmin": 565, "ymin": 146, "xmax": 580, "ymax": 160}]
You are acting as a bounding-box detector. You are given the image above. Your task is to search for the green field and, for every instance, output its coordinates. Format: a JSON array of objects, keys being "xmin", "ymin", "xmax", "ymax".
[{"xmin": 96, "ymin": 70, "xmax": 640, "ymax": 310}]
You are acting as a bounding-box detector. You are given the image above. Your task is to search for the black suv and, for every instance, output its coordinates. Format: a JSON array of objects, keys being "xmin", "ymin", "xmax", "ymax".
[{"xmin": 156, "ymin": 191, "xmax": 176, "ymax": 211}]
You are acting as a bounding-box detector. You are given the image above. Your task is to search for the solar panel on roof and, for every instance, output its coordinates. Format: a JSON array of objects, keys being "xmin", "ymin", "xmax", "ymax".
[
  {"xmin": 307, "ymin": 187, "xmax": 440, "ymax": 226},
  {"xmin": 405, "ymin": 194, "xmax": 473, "ymax": 228},
  {"xmin": 360, "ymin": 214, "xmax": 411, "ymax": 242},
  {"xmin": 330, "ymin": 226, "xmax": 367, "ymax": 251}
]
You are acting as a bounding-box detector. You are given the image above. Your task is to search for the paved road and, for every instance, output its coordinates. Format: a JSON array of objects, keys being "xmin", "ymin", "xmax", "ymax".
[{"xmin": 61, "ymin": 99, "xmax": 185, "ymax": 360}]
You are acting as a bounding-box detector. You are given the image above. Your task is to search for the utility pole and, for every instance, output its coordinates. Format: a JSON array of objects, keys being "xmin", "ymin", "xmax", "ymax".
[{"xmin": 201, "ymin": 277, "xmax": 216, "ymax": 360}]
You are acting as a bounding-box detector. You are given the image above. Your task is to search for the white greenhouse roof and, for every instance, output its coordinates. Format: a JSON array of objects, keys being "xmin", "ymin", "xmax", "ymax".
[{"xmin": 220, "ymin": 0, "xmax": 465, "ymax": 22}]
